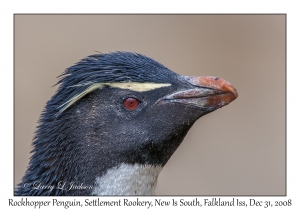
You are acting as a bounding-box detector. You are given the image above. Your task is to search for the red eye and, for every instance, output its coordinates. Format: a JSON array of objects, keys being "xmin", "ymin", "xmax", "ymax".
[{"xmin": 123, "ymin": 98, "xmax": 140, "ymax": 110}]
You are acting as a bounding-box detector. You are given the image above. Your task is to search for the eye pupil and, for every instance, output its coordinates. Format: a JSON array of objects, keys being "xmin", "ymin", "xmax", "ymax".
[{"xmin": 123, "ymin": 98, "xmax": 139, "ymax": 110}]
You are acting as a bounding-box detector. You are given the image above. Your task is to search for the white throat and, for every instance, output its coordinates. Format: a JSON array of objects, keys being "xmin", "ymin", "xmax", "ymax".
[{"xmin": 92, "ymin": 163, "xmax": 163, "ymax": 195}]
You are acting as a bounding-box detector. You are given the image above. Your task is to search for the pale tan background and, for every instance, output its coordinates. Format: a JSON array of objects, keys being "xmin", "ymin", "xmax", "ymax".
[{"xmin": 15, "ymin": 15, "xmax": 285, "ymax": 195}]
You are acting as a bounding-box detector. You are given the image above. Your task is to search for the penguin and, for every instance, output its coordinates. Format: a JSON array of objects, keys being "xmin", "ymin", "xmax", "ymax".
[{"xmin": 15, "ymin": 52, "xmax": 238, "ymax": 195}]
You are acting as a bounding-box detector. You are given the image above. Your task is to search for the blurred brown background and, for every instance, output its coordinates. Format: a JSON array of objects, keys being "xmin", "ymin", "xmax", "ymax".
[{"xmin": 15, "ymin": 15, "xmax": 285, "ymax": 195}]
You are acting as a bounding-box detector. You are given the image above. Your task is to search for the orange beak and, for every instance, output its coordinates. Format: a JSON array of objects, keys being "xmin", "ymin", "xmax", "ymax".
[{"xmin": 164, "ymin": 76, "xmax": 238, "ymax": 111}]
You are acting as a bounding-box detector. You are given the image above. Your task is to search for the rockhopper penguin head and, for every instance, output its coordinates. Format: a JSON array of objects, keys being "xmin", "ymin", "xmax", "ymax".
[{"xmin": 15, "ymin": 52, "xmax": 238, "ymax": 196}]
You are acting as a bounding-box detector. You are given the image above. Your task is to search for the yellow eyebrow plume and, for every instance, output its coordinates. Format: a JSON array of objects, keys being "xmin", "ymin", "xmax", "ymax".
[{"xmin": 58, "ymin": 82, "xmax": 171, "ymax": 114}]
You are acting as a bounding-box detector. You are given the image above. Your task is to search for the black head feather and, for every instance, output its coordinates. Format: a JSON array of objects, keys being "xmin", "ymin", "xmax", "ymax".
[
  {"xmin": 15, "ymin": 52, "xmax": 236, "ymax": 196},
  {"xmin": 15, "ymin": 52, "xmax": 185, "ymax": 195},
  {"xmin": 53, "ymin": 52, "xmax": 178, "ymax": 114}
]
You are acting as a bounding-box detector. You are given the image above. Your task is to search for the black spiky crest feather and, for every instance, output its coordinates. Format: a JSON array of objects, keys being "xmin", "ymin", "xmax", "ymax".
[
  {"xmin": 54, "ymin": 51, "xmax": 174, "ymax": 114},
  {"xmin": 15, "ymin": 52, "xmax": 178, "ymax": 195}
]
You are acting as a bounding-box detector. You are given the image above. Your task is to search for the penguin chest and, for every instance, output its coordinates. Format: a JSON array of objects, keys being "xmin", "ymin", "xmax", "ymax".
[{"xmin": 92, "ymin": 163, "xmax": 163, "ymax": 195}]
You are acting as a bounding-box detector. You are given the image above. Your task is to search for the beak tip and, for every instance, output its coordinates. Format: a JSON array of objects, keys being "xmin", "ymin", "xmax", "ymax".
[
  {"xmin": 185, "ymin": 76, "xmax": 238, "ymax": 97},
  {"xmin": 228, "ymin": 85, "xmax": 238, "ymax": 100}
]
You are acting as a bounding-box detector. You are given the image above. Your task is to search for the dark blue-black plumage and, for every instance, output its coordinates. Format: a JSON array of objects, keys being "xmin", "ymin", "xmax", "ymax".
[
  {"xmin": 15, "ymin": 52, "xmax": 188, "ymax": 196},
  {"xmin": 15, "ymin": 52, "xmax": 234, "ymax": 196},
  {"xmin": 54, "ymin": 52, "xmax": 179, "ymax": 114}
]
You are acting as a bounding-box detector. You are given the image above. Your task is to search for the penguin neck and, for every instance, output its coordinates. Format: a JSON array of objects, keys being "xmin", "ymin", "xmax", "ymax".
[{"xmin": 92, "ymin": 163, "xmax": 163, "ymax": 195}]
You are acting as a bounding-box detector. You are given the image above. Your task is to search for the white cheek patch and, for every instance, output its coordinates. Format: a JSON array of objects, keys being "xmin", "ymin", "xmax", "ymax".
[
  {"xmin": 58, "ymin": 82, "xmax": 171, "ymax": 114},
  {"xmin": 92, "ymin": 163, "xmax": 163, "ymax": 195}
]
